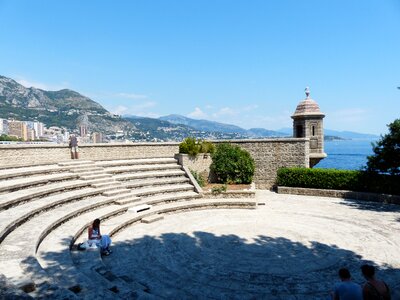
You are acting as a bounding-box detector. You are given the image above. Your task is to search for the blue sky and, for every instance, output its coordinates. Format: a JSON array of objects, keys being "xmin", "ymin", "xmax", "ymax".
[{"xmin": 0, "ymin": 0, "xmax": 399, "ymax": 135}]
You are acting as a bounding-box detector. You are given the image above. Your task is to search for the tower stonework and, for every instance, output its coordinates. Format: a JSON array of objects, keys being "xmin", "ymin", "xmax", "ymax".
[{"xmin": 292, "ymin": 87, "xmax": 327, "ymax": 167}]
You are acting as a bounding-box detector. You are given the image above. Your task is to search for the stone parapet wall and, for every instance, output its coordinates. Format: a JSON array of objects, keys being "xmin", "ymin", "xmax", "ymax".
[
  {"xmin": 0, "ymin": 143, "xmax": 179, "ymax": 169},
  {"xmin": 225, "ymin": 139, "xmax": 309, "ymax": 189},
  {"xmin": 176, "ymin": 139, "xmax": 309, "ymax": 189},
  {"xmin": 0, "ymin": 139, "xmax": 309, "ymax": 189}
]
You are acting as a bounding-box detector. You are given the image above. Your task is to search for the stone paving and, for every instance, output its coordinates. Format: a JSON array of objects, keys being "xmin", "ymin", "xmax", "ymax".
[{"xmin": 104, "ymin": 191, "xmax": 400, "ymax": 299}]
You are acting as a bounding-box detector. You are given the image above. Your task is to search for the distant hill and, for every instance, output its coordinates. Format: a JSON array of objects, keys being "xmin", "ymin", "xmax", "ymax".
[
  {"xmin": 124, "ymin": 115, "xmax": 199, "ymax": 141},
  {"xmin": 159, "ymin": 114, "xmax": 286, "ymax": 137},
  {"xmin": 247, "ymin": 128, "xmax": 288, "ymax": 138},
  {"xmin": 278, "ymin": 127, "xmax": 379, "ymax": 140},
  {"xmin": 0, "ymin": 75, "xmax": 133, "ymax": 134},
  {"xmin": 159, "ymin": 114, "xmax": 247, "ymax": 134}
]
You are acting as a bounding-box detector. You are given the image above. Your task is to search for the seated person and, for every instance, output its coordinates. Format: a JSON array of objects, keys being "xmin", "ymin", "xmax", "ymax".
[
  {"xmin": 332, "ymin": 268, "xmax": 362, "ymax": 300},
  {"xmin": 88, "ymin": 218, "xmax": 112, "ymax": 255},
  {"xmin": 361, "ymin": 264, "xmax": 391, "ymax": 300}
]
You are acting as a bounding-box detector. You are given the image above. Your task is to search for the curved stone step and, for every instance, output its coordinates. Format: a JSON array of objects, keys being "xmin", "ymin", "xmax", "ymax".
[
  {"xmin": 0, "ymin": 172, "xmax": 79, "ymax": 193},
  {"xmin": 107, "ymin": 198, "xmax": 257, "ymax": 238},
  {"xmin": 103, "ymin": 188, "xmax": 132, "ymax": 197},
  {"xmin": 0, "ymin": 187, "xmax": 115, "ymax": 243},
  {"xmin": 142, "ymin": 191, "xmax": 201, "ymax": 205},
  {"xmin": 104, "ymin": 163, "xmax": 181, "ymax": 174},
  {"xmin": 58, "ymin": 160, "xmax": 94, "ymax": 167},
  {"xmin": 123, "ymin": 177, "xmax": 189, "ymax": 189},
  {"xmin": 130, "ymin": 183, "xmax": 194, "ymax": 198},
  {"xmin": 95, "ymin": 158, "xmax": 177, "ymax": 168},
  {"xmin": 0, "ymin": 164, "xmax": 67, "ymax": 180},
  {"xmin": 80, "ymin": 173, "xmax": 113, "ymax": 180},
  {"xmin": 69, "ymin": 166, "xmax": 104, "ymax": 173},
  {"xmin": 114, "ymin": 169, "xmax": 186, "ymax": 181},
  {"xmin": 0, "ymin": 179, "xmax": 93, "ymax": 211},
  {"xmin": 0, "ymin": 196, "xmax": 126, "ymax": 298}
]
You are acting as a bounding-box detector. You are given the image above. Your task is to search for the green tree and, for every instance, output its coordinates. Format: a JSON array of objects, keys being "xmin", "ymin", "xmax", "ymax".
[
  {"xmin": 366, "ymin": 119, "xmax": 400, "ymax": 175},
  {"xmin": 210, "ymin": 143, "xmax": 255, "ymax": 184},
  {"xmin": 0, "ymin": 134, "xmax": 22, "ymax": 142}
]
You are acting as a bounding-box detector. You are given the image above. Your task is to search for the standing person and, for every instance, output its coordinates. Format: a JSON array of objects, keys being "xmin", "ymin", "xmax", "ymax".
[
  {"xmin": 69, "ymin": 134, "xmax": 79, "ymax": 159},
  {"xmin": 88, "ymin": 218, "xmax": 112, "ymax": 256},
  {"xmin": 361, "ymin": 264, "xmax": 391, "ymax": 300},
  {"xmin": 332, "ymin": 268, "xmax": 363, "ymax": 300}
]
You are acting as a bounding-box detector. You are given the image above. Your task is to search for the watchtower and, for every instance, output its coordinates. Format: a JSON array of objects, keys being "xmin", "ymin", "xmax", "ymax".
[{"xmin": 292, "ymin": 87, "xmax": 327, "ymax": 167}]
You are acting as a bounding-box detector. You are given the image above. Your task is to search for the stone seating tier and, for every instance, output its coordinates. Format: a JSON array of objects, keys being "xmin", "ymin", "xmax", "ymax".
[
  {"xmin": 0, "ymin": 172, "xmax": 79, "ymax": 194},
  {"xmin": 0, "ymin": 164, "xmax": 69, "ymax": 180},
  {"xmin": 0, "ymin": 157, "xmax": 259, "ymax": 298},
  {"xmin": 36, "ymin": 198, "xmax": 257, "ymax": 298}
]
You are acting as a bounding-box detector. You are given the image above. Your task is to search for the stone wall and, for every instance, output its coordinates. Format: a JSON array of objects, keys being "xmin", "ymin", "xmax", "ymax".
[
  {"xmin": 0, "ymin": 139, "xmax": 309, "ymax": 188},
  {"xmin": 175, "ymin": 153, "xmax": 214, "ymax": 181},
  {"xmin": 220, "ymin": 139, "xmax": 309, "ymax": 189},
  {"xmin": 0, "ymin": 143, "xmax": 179, "ymax": 168},
  {"xmin": 176, "ymin": 139, "xmax": 309, "ymax": 189}
]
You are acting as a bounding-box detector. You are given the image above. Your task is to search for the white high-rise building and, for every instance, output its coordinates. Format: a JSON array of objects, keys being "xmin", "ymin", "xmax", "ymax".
[
  {"xmin": 25, "ymin": 121, "xmax": 45, "ymax": 139},
  {"xmin": 0, "ymin": 119, "xmax": 8, "ymax": 135},
  {"xmin": 33, "ymin": 122, "xmax": 44, "ymax": 138}
]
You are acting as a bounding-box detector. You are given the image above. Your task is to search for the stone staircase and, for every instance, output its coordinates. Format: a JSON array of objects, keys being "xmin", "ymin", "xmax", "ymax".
[{"xmin": 0, "ymin": 157, "xmax": 258, "ymax": 299}]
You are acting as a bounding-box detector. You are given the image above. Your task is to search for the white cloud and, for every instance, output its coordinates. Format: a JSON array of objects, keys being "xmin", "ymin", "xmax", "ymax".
[
  {"xmin": 111, "ymin": 105, "xmax": 129, "ymax": 115},
  {"xmin": 188, "ymin": 107, "xmax": 208, "ymax": 119},
  {"xmin": 109, "ymin": 101, "xmax": 157, "ymax": 116},
  {"xmin": 216, "ymin": 107, "xmax": 237, "ymax": 116}
]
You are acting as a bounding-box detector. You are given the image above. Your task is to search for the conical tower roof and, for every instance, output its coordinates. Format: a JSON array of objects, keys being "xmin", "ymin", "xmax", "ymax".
[{"xmin": 292, "ymin": 87, "xmax": 325, "ymax": 118}]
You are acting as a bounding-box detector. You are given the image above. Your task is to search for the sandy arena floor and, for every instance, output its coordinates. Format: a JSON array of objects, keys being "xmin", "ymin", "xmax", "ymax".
[{"xmin": 104, "ymin": 191, "xmax": 400, "ymax": 299}]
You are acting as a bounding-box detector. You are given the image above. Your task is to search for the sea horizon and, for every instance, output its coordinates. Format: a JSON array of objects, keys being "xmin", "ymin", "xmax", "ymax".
[{"xmin": 315, "ymin": 138, "xmax": 377, "ymax": 171}]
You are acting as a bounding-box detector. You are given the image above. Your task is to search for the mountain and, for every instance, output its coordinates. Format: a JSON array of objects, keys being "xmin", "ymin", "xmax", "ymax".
[
  {"xmin": 247, "ymin": 128, "xmax": 288, "ymax": 138},
  {"xmin": 0, "ymin": 75, "xmax": 133, "ymax": 134},
  {"xmin": 125, "ymin": 115, "xmax": 197, "ymax": 141},
  {"xmin": 278, "ymin": 127, "xmax": 379, "ymax": 140},
  {"xmin": 160, "ymin": 114, "xmax": 248, "ymax": 134},
  {"xmin": 159, "ymin": 114, "xmax": 286, "ymax": 137}
]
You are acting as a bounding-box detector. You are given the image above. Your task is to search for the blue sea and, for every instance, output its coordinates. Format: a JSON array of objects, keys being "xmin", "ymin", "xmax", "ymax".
[{"xmin": 315, "ymin": 139, "xmax": 377, "ymax": 170}]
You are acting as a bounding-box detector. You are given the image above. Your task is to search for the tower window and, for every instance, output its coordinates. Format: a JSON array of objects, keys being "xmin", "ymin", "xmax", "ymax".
[
  {"xmin": 296, "ymin": 125, "xmax": 303, "ymax": 138},
  {"xmin": 312, "ymin": 125, "xmax": 315, "ymax": 136}
]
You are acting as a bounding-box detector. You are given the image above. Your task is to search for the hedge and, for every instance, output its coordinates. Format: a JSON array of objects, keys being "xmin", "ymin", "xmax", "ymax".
[{"xmin": 276, "ymin": 168, "xmax": 400, "ymax": 195}]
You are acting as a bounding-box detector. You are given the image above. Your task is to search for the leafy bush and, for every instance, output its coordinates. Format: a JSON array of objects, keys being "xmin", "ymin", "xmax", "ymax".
[
  {"xmin": 211, "ymin": 143, "xmax": 255, "ymax": 184},
  {"xmin": 211, "ymin": 184, "xmax": 227, "ymax": 195},
  {"xmin": 276, "ymin": 167, "xmax": 400, "ymax": 195},
  {"xmin": 179, "ymin": 138, "xmax": 215, "ymax": 156},
  {"xmin": 0, "ymin": 134, "xmax": 22, "ymax": 142},
  {"xmin": 199, "ymin": 141, "xmax": 215, "ymax": 154},
  {"xmin": 190, "ymin": 169, "xmax": 206, "ymax": 187}
]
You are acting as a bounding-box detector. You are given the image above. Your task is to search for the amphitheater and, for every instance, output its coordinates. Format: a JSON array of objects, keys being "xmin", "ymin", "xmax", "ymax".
[
  {"xmin": 0, "ymin": 94, "xmax": 399, "ymax": 299},
  {"xmin": 0, "ymin": 146, "xmax": 399, "ymax": 300}
]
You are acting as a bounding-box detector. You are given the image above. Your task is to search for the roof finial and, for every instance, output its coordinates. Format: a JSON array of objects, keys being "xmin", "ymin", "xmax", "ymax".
[{"xmin": 305, "ymin": 86, "xmax": 310, "ymax": 99}]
